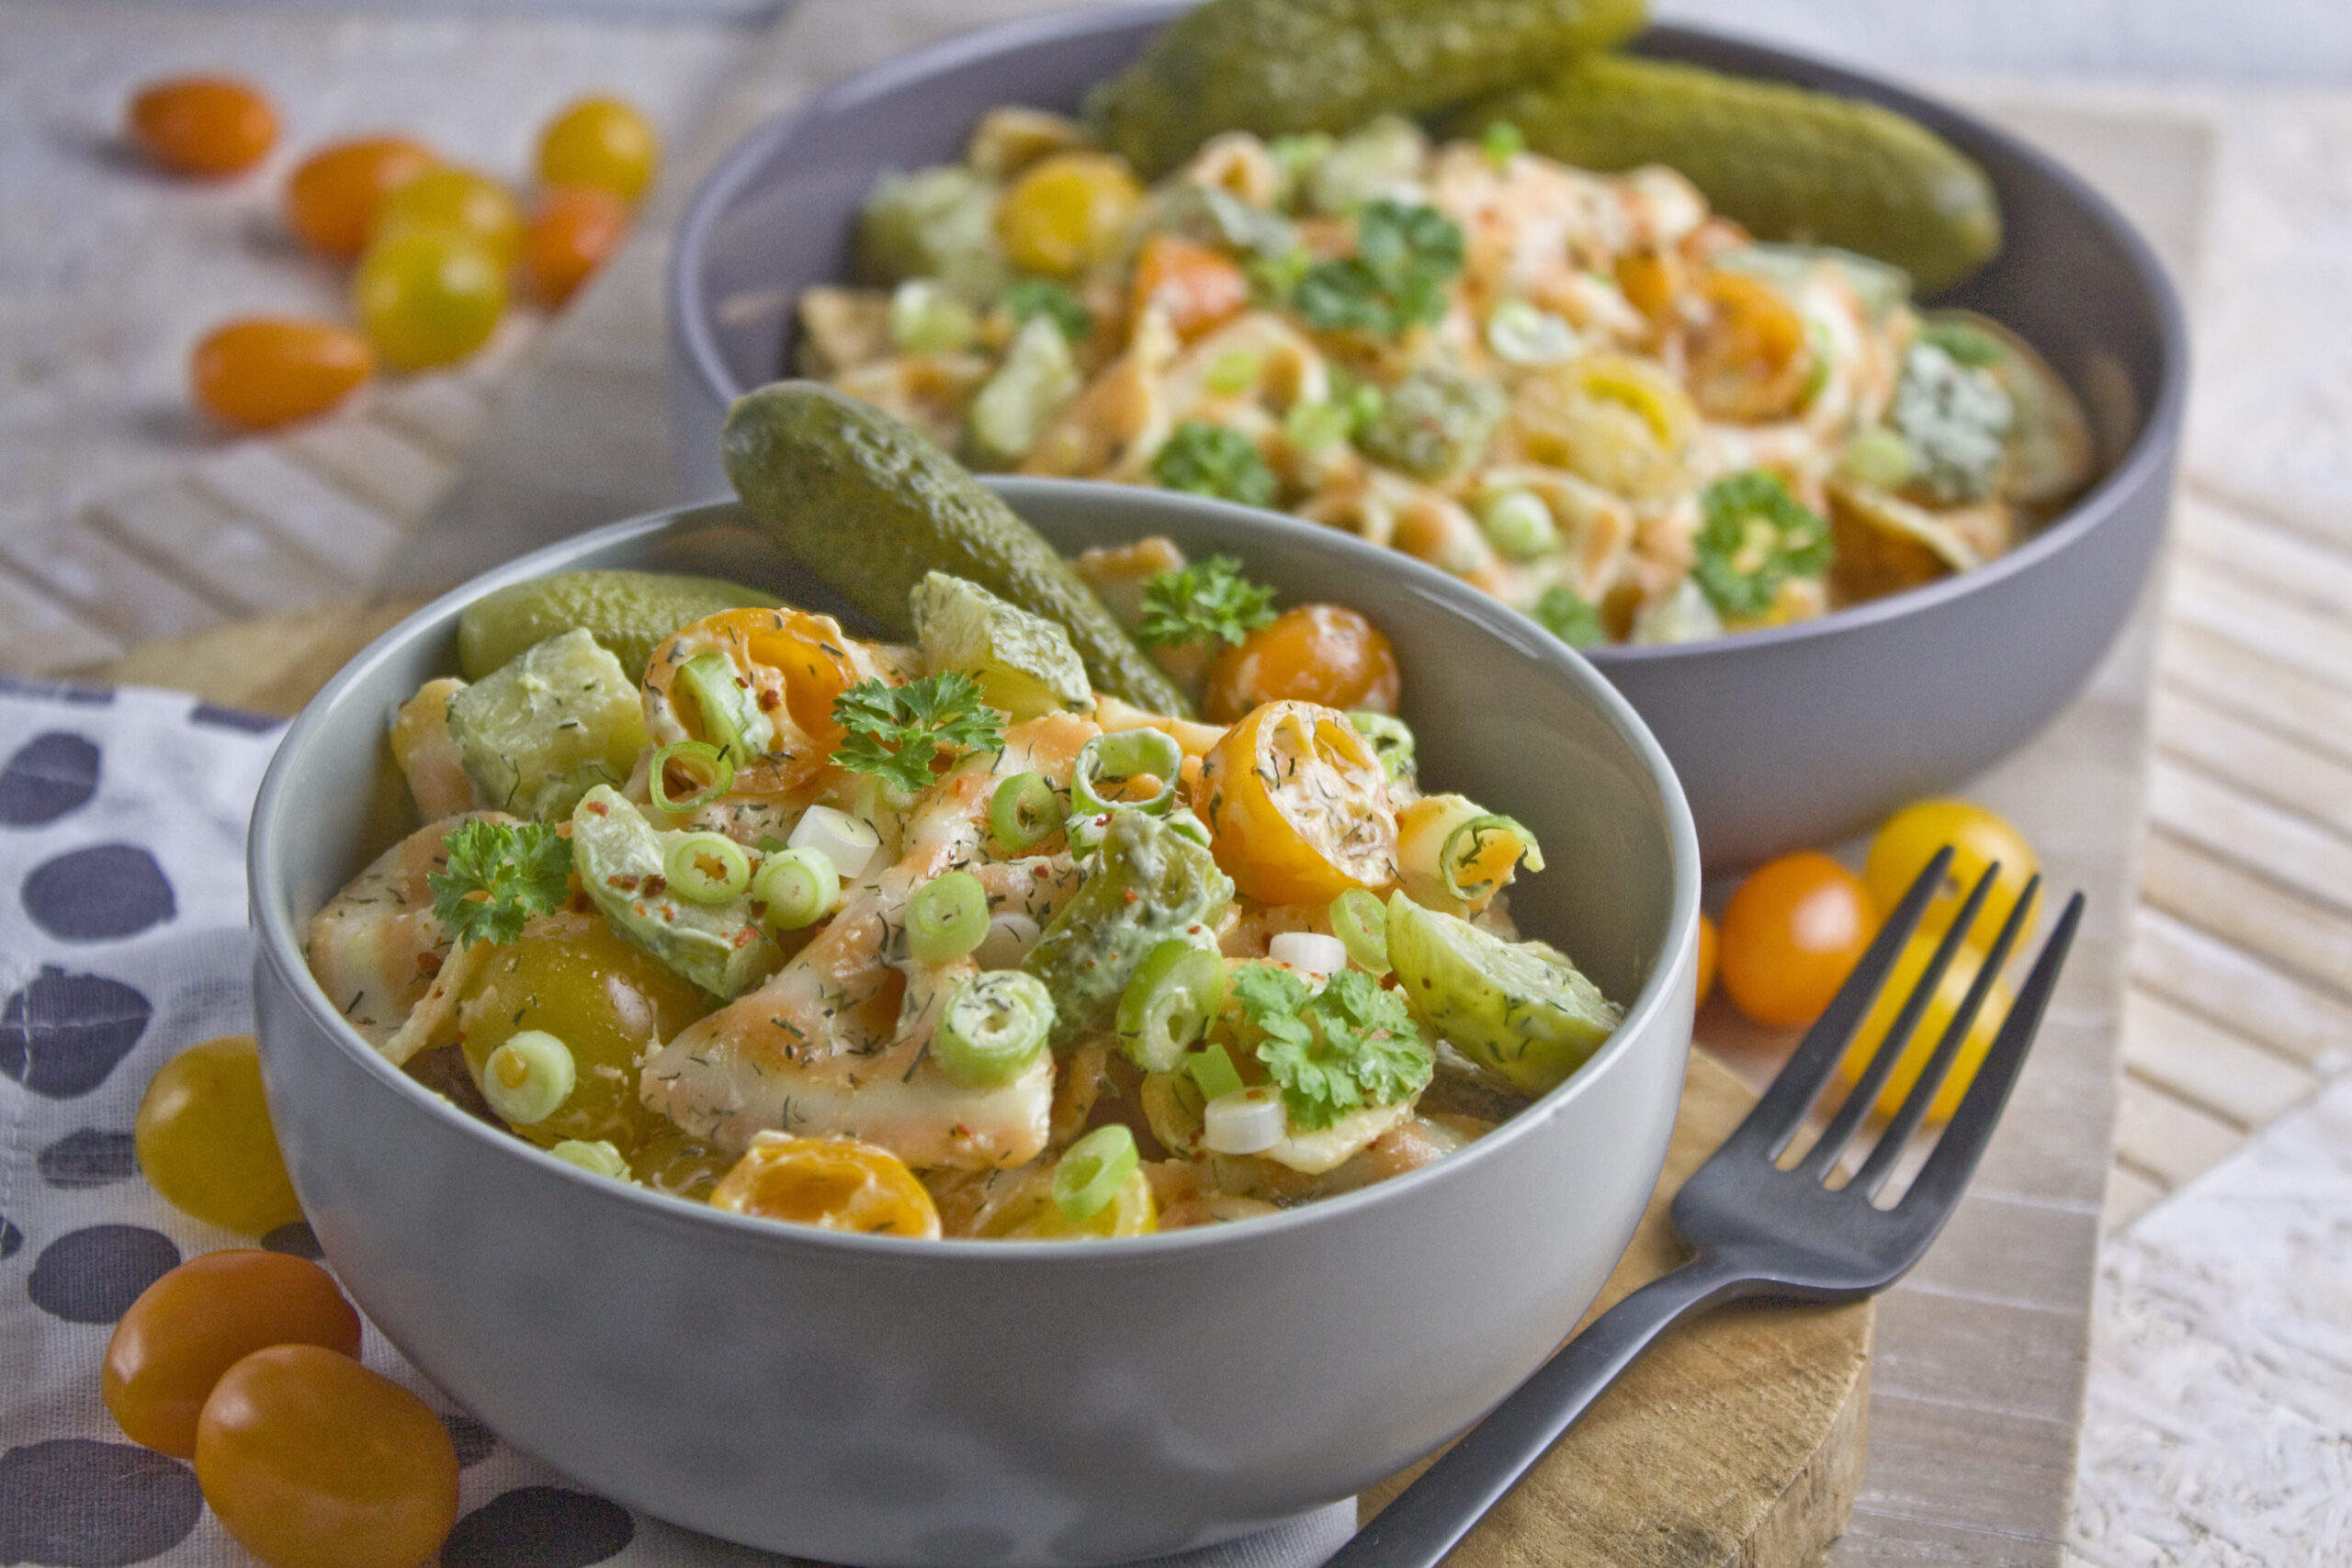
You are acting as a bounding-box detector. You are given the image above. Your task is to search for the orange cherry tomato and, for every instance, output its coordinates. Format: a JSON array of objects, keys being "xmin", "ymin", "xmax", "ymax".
[
  {"xmin": 1718, "ymin": 852, "xmax": 1876, "ymax": 1030},
  {"xmin": 1201, "ymin": 699, "xmax": 1398, "ymax": 905},
  {"xmin": 129, "ymin": 77, "xmax": 277, "ymax": 178},
  {"xmin": 190, "ymin": 319, "xmax": 372, "ymax": 432},
  {"xmin": 196, "ymin": 1344, "xmax": 458, "ymax": 1568},
  {"xmin": 284, "ymin": 137, "xmax": 437, "ymax": 261},
  {"xmin": 1836, "ymin": 930, "xmax": 2013, "ymax": 1124},
  {"xmin": 1129, "ymin": 232, "xmax": 1250, "ymax": 342},
  {"xmin": 525, "ymin": 186, "xmax": 629, "ymax": 306},
  {"xmin": 1203, "ymin": 605, "xmax": 1400, "ymax": 724},
  {"xmin": 136, "ymin": 1034, "xmax": 305, "ymax": 1235},
  {"xmin": 1695, "ymin": 911, "xmax": 1718, "ymax": 1010},
  {"xmin": 1864, "ymin": 798, "xmax": 2040, "ymax": 953},
  {"xmin": 537, "ymin": 96, "xmax": 661, "ymax": 206},
  {"xmin": 104, "ymin": 1251, "xmax": 360, "ymax": 1460},
  {"xmin": 709, "ymin": 1134, "xmax": 942, "ymax": 1239}
]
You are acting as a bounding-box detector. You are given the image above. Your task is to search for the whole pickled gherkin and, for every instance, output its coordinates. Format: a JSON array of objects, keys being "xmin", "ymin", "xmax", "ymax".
[
  {"xmin": 458, "ymin": 570, "xmax": 777, "ymax": 683},
  {"xmin": 1091, "ymin": 0, "xmax": 1647, "ymax": 177},
  {"xmin": 721, "ymin": 380, "xmax": 1193, "ymax": 716},
  {"xmin": 1023, "ymin": 811, "xmax": 1234, "ymax": 1050},
  {"xmin": 1454, "ymin": 53, "xmax": 2001, "ymax": 292}
]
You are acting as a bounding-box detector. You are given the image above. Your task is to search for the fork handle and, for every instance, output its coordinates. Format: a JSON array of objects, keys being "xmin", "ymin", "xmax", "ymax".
[{"xmin": 1325, "ymin": 1252, "xmax": 1762, "ymax": 1568}]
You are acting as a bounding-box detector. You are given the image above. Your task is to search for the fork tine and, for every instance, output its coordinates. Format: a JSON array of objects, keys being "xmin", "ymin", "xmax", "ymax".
[
  {"xmin": 1727, "ymin": 846, "xmax": 1954, "ymax": 1160},
  {"xmin": 1897, "ymin": 891, "xmax": 2085, "ymax": 1218},
  {"xmin": 1794, "ymin": 861, "xmax": 2000, "ymax": 1183},
  {"xmin": 1852, "ymin": 874, "xmax": 2041, "ymax": 1201}
]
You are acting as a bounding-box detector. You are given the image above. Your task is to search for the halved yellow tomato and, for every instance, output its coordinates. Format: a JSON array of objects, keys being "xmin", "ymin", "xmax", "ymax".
[
  {"xmin": 642, "ymin": 607, "xmax": 868, "ymax": 792},
  {"xmin": 708, "ymin": 1133, "xmax": 942, "ymax": 1239},
  {"xmin": 1685, "ymin": 272, "xmax": 1812, "ymax": 423},
  {"xmin": 1200, "ymin": 700, "xmax": 1397, "ymax": 906}
]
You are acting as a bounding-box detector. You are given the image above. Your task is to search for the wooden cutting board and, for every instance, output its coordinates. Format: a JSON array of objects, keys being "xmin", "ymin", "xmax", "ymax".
[{"xmin": 98, "ymin": 604, "xmax": 1871, "ymax": 1568}]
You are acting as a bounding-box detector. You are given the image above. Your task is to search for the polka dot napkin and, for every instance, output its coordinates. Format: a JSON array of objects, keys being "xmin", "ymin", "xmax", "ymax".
[{"xmin": 0, "ymin": 679, "xmax": 1356, "ymax": 1568}]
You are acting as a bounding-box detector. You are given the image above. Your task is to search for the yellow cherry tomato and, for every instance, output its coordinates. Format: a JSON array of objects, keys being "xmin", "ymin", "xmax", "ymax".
[
  {"xmin": 136, "ymin": 1035, "xmax": 303, "ymax": 1235},
  {"xmin": 1865, "ymin": 798, "xmax": 2040, "ymax": 952},
  {"xmin": 456, "ymin": 909, "xmax": 708, "ymax": 1156},
  {"xmin": 1695, "ymin": 911, "xmax": 1718, "ymax": 1010},
  {"xmin": 525, "ymin": 186, "xmax": 629, "ymax": 306},
  {"xmin": 709, "ymin": 1134, "xmax": 942, "ymax": 1239},
  {"xmin": 191, "ymin": 318, "xmax": 373, "ymax": 432},
  {"xmin": 1836, "ymin": 930, "xmax": 2013, "ymax": 1123},
  {"xmin": 979, "ymin": 1167, "xmax": 1157, "ymax": 1239},
  {"xmin": 995, "ymin": 151, "xmax": 1144, "ymax": 277},
  {"xmin": 1200, "ymin": 700, "xmax": 1397, "ymax": 906},
  {"xmin": 1203, "ymin": 605, "xmax": 1401, "ymax": 724},
  {"xmin": 369, "ymin": 165, "xmax": 523, "ymax": 267},
  {"xmin": 354, "ymin": 228, "xmax": 507, "ymax": 371},
  {"xmin": 536, "ymin": 96, "xmax": 660, "ymax": 205},
  {"xmin": 129, "ymin": 77, "xmax": 277, "ymax": 178},
  {"xmin": 196, "ymin": 1345, "xmax": 459, "ymax": 1568},
  {"xmin": 105, "ymin": 1251, "xmax": 361, "ymax": 1460},
  {"xmin": 1718, "ymin": 852, "xmax": 1876, "ymax": 1030},
  {"xmin": 1685, "ymin": 271, "xmax": 1813, "ymax": 423},
  {"xmin": 284, "ymin": 137, "xmax": 438, "ymax": 261}
]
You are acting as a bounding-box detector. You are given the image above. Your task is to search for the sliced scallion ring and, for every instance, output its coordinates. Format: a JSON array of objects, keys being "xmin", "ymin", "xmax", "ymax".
[
  {"xmin": 650, "ymin": 740, "xmax": 733, "ymax": 814},
  {"xmin": 752, "ymin": 847, "xmax": 839, "ymax": 931},
  {"xmin": 1115, "ymin": 938, "xmax": 1227, "ymax": 1073},
  {"xmin": 1165, "ymin": 807, "xmax": 1211, "ymax": 847},
  {"xmin": 1329, "ymin": 887, "xmax": 1391, "ymax": 976},
  {"xmin": 674, "ymin": 650, "xmax": 765, "ymax": 759},
  {"xmin": 1186, "ymin": 1043, "xmax": 1246, "ymax": 1104},
  {"xmin": 935, "ymin": 970, "xmax": 1055, "ymax": 1088},
  {"xmin": 664, "ymin": 832, "xmax": 752, "ymax": 905},
  {"xmin": 1440, "ymin": 813, "xmax": 1545, "ymax": 904},
  {"xmin": 482, "ymin": 1030, "xmax": 575, "ymax": 1126},
  {"xmin": 1072, "ymin": 728, "xmax": 1182, "ymax": 818},
  {"xmin": 1346, "ymin": 712, "xmax": 1415, "ymax": 784},
  {"xmin": 1054, "ymin": 1124, "xmax": 1140, "ymax": 1223},
  {"xmin": 907, "ymin": 870, "xmax": 989, "ymax": 964},
  {"xmin": 989, "ymin": 772, "xmax": 1061, "ymax": 852},
  {"xmin": 1203, "ymin": 1085, "xmax": 1286, "ymax": 1156},
  {"xmin": 548, "ymin": 1138, "xmax": 631, "ymax": 1179}
]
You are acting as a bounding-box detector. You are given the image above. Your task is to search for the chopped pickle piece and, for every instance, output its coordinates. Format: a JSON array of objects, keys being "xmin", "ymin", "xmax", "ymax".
[
  {"xmin": 569, "ymin": 785, "xmax": 781, "ymax": 999},
  {"xmin": 910, "ymin": 571, "xmax": 1094, "ymax": 722},
  {"xmin": 445, "ymin": 629, "xmax": 646, "ymax": 820},
  {"xmin": 1385, "ymin": 893, "xmax": 1620, "ymax": 1097}
]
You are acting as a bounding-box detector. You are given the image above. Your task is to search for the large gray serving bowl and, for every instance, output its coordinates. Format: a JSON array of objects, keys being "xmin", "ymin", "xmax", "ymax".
[
  {"xmin": 249, "ymin": 482, "xmax": 1702, "ymax": 1568},
  {"xmin": 668, "ymin": 5, "xmax": 2188, "ymax": 869}
]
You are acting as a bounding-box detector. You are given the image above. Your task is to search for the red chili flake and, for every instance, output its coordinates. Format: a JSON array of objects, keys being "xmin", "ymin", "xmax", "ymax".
[
  {"xmin": 587, "ymin": 800, "xmax": 609, "ymax": 817},
  {"xmin": 644, "ymin": 874, "xmax": 668, "ymax": 897},
  {"xmin": 1122, "ymin": 889, "xmax": 1138, "ymax": 904},
  {"xmin": 757, "ymin": 689, "xmax": 783, "ymax": 712},
  {"xmin": 414, "ymin": 951, "xmax": 443, "ymax": 977},
  {"xmin": 606, "ymin": 873, "xmax": 640, "ymax": 892}
]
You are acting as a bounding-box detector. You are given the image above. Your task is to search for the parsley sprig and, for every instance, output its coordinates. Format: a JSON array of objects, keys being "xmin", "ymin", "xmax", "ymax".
[
  {"xmin": 1293, "ymin": 199, "xmax": 1464, "ymax": 338},
  {"xmin": 1149, "ymin": 421, "xmax": 1279, "ymax": 509},
  {"xmin": 1136, "ymin": 553, "xmax": 1279, "ymax": 650},
  {"xmin": 1001, "ymin": 278, "xmax": 1091, "ymax": 344},
  {"xmin": 427, "ymin": 819, "xmax": 573, "ymax": 949},
  {"xmin": 1691, "ymin": 470, "xmax": 1834, "ymax": 619},
  {"xmin": 830, "ymin": 671, "xmax": 1006, "ymax": 794},
  {"xmin": 1233, "ymin": 964, "xmax": 1432, "ymax": 1131}
]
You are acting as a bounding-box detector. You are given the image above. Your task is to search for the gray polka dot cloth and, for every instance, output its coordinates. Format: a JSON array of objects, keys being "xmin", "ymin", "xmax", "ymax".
[{"xmin": 0, "ymin": 681, "xmax": 1356, "ymax": 1568}]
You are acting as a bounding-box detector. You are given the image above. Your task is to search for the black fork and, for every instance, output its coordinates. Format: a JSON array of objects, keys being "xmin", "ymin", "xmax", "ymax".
[{"xmin": 1330, "ymin": 849, "xmax": 2086, "ymax": 1568}]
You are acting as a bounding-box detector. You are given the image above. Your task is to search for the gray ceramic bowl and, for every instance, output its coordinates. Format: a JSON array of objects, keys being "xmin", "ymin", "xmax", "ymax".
[
  {"xmin": 668, "ymin": 6, "xmax": 2187, "ymax": 869},
  {"xmin": 249, "ymin": 482, "xmax": 1702, "ymax": 1567}
]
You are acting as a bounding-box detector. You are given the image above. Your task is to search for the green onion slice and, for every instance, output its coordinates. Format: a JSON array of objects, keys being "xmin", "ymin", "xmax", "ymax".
[
  {"xmin": 482, "ymin": 1030, "xmax": 575, "ymax": 1126},
  {"xmin": 1440, "ymin": 813, "xmax": 1545, "ymax": 904},
  {"xmin": 1072, "ymin": 729, "xmax": 1182, "ymax": 818},
  {"xmin": 935, "ymin": 970, "xmax": 1055, "ymax": 1088},
  {"xmin": 650, "ymin": 740, "xmax": 734, "ymax": 814},
  {"xmin": 664, "ymin": 832, "xmax": 752, "ymax": 905},
  {"xmin": 907, "ymin": 870, "xmax": 989, "ymax": 964},
  {"xmin": 1115, "ymin": 938, "xmax": 1227, "ymax": 1073},
  {"xmin": 1329, "ymin": 887, "xmax": 1391, "ymax": 976},
  {"xmin": 1054, "ymin": 1124, "xmax": 1140, "ymax": 1224},
  {"xmin": 1164, "ymin": 808, "xmax": 1212, "ymax": 848},
  {"xmin": 989, "ymin": 772, "xmax": 1061, "ymax": 852},
  {"xmin": 752, "ymin": 847, "xmax": 839, "ymax": 931},
  {"xmin": 548, "ymin": 1138, "xmax": 631, "ymax": 1179},
  {"xmin": 674, "ymin": 650, "xmax": 764, "ymax": 759},
  {"xmin": 1346, "ymin": 712, "xmax": 1416, "ymax": 784},
  {"xmin": 1186, "ymin": 1043, "xmax": 1246, "ymax": 1104}
]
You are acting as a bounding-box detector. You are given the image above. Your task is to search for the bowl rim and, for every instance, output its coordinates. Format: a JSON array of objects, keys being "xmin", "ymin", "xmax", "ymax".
[
  {"xmin": 249, "ymin": 486, "xmax": 1702, "ymax": 1264},
  {"xmin": 667, "ymin": 3, "xmax": 2190, "ymax": 665}
]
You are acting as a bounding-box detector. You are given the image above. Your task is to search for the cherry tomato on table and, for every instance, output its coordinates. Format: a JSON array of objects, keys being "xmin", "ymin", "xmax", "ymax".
[
  {"xmin": 1865, "ymin": 797, "xmax": 2040, "ymax": 952},
  {"xmin": 526, "ymin": 186, "xmax": 629, "ymax": 306},
  {"xmin": 197, "ymin": 1344, "xmax": 459, "ymax": 1568},
  {"xmin": 368, "ymin": 164, "xmax": 523, "ymax": 267},
  {"xmin": 1836, "ymin": 929, "xmax": 2013, "ymax": 1124},
  {"xmin": 1718, "ymin": 852, "xmax": 1876, "ymax": 1030},
  {"xmin": 284, "ymin": 137, "xmax": 437, "ymax": 261},
  {"xmin": 136, "ymin": 1034, "xmax": 303, "ymax": 1234},
  {"xmin": 536, "ymin": 96, "xmax": 661, "ymax": 205},
  {"xmin": 1695, "ymin": 911, "xmax": 1718, "ymax": 1010},
  {"xmin": 191, "ymin": 319, "xmax": 372, "ymax": 431},
  {"xmin": 354, "ymin": 228, "xmax": 507, "ymax": 371},
  {"xmin": 129, "ymin": 77, "xmax": 277, "ymax": 177},
  {"xmin": 104, "ymin": 1250, "xmax": 360, "ymax": 1459},
  {"xmin": 1203, "ymin": 605, "xmax": 1400, "ymax": 723}
]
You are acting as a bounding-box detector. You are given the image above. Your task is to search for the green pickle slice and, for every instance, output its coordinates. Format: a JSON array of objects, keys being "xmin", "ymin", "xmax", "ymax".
[
  {"xmin": 458, "ymin": 569, "xmax": 779, "ymax": 683},
  {"xmin": 1385, "ymin": 892, "xmax": 1621, "ymax": 1098}
]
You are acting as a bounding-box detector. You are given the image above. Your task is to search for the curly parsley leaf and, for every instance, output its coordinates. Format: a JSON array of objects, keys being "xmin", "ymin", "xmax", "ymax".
[
  {"xmin": 1295, "ymin": 199, "xmax": 1464, "ymax": 338},
  {"xmin": 1691, "ymin": 470, "xmax": 1835, "ymax": 619},
  {"xmin": 1149, "ymin": 421, "xmax": 1279, "ymax": 509},
  {"xmin": 1136, "ymin": 553, "xmax": 1279, "ymax": 650},
  {"xmin": 427, "ymin": 818, "xmax": 573, "ymax": 949},
  {"xmin": 1532, "ymin": 584, "xmax": 1605, "ymax": 649},
  {"xmin": 1001, "ymin": 278, "xmax": 1091, "ymax": 344},
  {"xmin": 831, "ymin": 671, "xmax": 1006, "ymax": 795},
  {"xmin": 1236, "ymin": 963, "xmax": 1432, "ymax": 1132}
]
